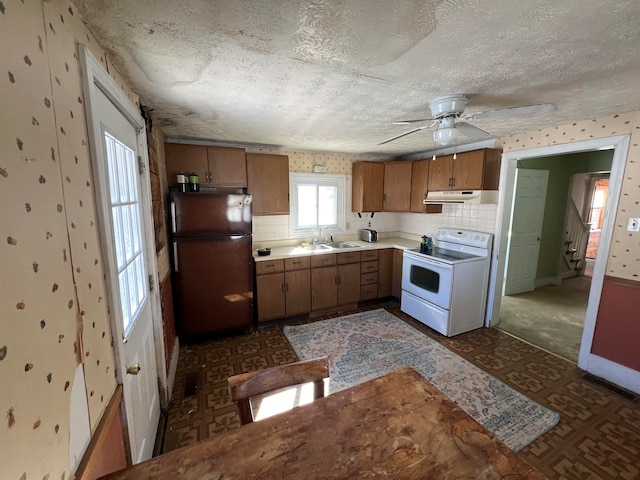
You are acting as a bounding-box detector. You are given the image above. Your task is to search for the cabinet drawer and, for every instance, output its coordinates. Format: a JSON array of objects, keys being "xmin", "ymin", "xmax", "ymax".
[
  {"xmin": 337, "ymin": 251, "xmax": 361, "ymax": 264},
  {"xmin": 256, "ymin": 259, "xmax": 284, "ymax": 275},
  {"xmin": 361, "ymin": 250, "xmax": 379, "ymax": 261},
  {"xmin": 360, "ymin": 284, "xmax": 378, "ymax": 300},
  {"xmin": 310, "ymin": 254, "xmax": 336, "ymax": 268},
  {"xmin": 361, "ymin": 260, "xmax": 379, "ymax": 274},
  {"xmin": 361, "ymin": 272, "xmax": 378, "ymax": 286},
  {"xmin": 285, "ymin": 256, "xmax": 310, "ymax": 271}
]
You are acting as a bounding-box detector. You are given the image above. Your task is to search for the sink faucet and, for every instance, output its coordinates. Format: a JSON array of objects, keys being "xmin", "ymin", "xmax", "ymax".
[
  {"xmin": 330, "ymin": 234, "xmax": 334, "ymax": 243},
  {"xmin": 318, "ymin": 225, "xmax": 328, "ymax": 243}
]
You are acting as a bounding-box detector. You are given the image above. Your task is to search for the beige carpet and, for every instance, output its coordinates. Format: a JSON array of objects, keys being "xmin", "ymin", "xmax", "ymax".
[{"xmin": 497, "ymin": 275, "xmax": 590, "ymax": 362}]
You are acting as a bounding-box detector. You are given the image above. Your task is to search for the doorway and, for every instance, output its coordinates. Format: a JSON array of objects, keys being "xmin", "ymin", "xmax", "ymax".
[
  {"xmin": 80, "ymin": 45, "xmax": 162, "ymax": 463},
  {"xmin": 487, "ymin": 136, "xmax": 629, "ymax": 387},
  {"xmin": 497, "ymin": 154, "xmax": 613, "ymax": 362},
  {"xmin": 585, "ymin": 176, "xmax": 610, "ymax": 276}
]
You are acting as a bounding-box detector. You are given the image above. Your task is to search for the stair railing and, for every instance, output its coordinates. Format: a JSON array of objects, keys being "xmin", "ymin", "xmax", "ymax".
[{"xmin": 563, "ymin": 199, "xmax": 591, "ymax": 272}]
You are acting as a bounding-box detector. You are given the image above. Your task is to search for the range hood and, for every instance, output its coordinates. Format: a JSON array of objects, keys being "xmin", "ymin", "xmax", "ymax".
[{"xmin": 423, "ymin": 190, "xmax": 499, "ymax": 204}]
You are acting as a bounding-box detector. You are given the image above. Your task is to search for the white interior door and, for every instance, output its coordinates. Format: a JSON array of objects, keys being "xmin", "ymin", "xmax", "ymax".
[
  {"xmin": 81, "ymin": 48, "xmax": 160, "ymax": 464},
  {"xmin": 504, "ymin": 169, "xmax": 549, "ymax": 295}
]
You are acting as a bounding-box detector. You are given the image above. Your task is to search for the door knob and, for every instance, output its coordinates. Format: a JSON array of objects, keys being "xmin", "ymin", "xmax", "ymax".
[{"xmin": 126, "ymin": 363, "xmax": 141, "ymax": 375}]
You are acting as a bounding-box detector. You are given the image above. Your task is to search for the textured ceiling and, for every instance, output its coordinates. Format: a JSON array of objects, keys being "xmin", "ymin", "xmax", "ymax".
[{"xmin": 73, "ymin": 0, "xmax": 640, "ymax": 157}]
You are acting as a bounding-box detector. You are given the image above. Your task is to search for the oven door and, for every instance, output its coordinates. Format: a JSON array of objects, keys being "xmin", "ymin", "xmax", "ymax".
[{"xmin": 401, "ymin": 251, "xmax": 453, "ymax": 310}]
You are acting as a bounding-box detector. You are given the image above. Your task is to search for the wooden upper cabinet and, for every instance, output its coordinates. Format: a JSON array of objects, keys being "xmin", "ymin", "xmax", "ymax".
[
  {"xmin": 352, "ymin": 161, "xmax": 384, "ymax": 212},
  {"xmin": 427, "ymin": 154, "xmax": 455, "ymax": 191},
  {"xmin": 410, "ymin": 159, "xmax": 429, "ymax": 211},
  {"xmin": 165, "ymin": 143, "xmax": 247, "ymax": 187},
  {"xmin": 383, "ymin": 161, "xmax": 412, "ymax": 212},
  {"xmin": 427, "ymin": 148, "xmax": 502, "ymax": 191},
  {"xmin": 207, "ymin": 147, "xmax": 247, "ymax": 187},
  {"xmin": 411, "ymin": 159, "xmax": 442, "ymax": 214},
  {"xmin": 165, "ymin": 143, "xmax": 208, "ymax": 185},
  {"xmin": 246, "ymin": 153, "xmax": 290, "ymax": 216}
]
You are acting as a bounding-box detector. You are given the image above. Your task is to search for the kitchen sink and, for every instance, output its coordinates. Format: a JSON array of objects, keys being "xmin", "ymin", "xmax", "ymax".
[
  {"xmin": 302, "ymin": 244, "xmax": 333, "ymax": 251},
  {"xmin": 326, "ymin": 242, "xmax": 361, "ymax": 249}
]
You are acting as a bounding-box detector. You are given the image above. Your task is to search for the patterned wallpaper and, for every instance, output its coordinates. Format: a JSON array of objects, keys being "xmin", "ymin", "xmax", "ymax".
[
  {"xmin": 0, "ymin": 1, "xmax": 140, "ymax": 478},
  {"xmin": 498, "ymin": 112, "xmax": 640, "ymax": 281}
]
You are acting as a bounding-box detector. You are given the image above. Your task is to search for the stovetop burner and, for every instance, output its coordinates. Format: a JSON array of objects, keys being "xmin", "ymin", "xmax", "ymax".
[{"xmin": 407, "ymin": 247, "xmax": 483, "ymax": 264}]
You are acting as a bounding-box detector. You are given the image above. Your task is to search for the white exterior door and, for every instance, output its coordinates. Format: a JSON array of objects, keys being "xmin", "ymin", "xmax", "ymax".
[
  {"xmin": 81, "ymin": 47, "xmax": 160, "ymax": 464},
  {"xmin": 504, "ymin": 169, "xmax": 549, "ymax": 295}
]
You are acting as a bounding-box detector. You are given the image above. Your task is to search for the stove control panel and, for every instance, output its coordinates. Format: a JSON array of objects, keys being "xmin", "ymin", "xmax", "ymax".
[{"xmin": 435, "ymin": 229, "xmax": 492, "ymax": 249}]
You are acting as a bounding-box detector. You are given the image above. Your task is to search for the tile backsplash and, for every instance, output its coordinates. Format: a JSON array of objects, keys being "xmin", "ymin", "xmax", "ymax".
[{"xmin": 252, "ymin": 202, "xmax": 497, "ymax": 243}]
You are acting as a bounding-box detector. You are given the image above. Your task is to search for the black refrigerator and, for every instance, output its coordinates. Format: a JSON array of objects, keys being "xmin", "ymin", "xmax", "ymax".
[{"xmin": 170, "ymin": 192, "xmax": 253, "ymax": 340}]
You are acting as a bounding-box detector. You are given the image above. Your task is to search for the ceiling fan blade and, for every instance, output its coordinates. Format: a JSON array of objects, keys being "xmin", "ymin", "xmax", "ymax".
[
  {"xmin": 392, "ymin": 117, "xmax": 435, "ymax": 125},
  {"xmin": 378, "ymin": 124, "xmax": 434, "ymax": 145},
  {"xmin": 463, "ymin": 103, "xmax": 557, "ymax": 120},
  {"xmin": 455, "ymin": 121, "xmax": 491, "ymax": 139}
]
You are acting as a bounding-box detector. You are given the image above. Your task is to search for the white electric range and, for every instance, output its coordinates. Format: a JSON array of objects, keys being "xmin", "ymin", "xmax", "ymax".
[{"xmin": 401, "ymin": 229, "xmax": 493, "ymax": 337}]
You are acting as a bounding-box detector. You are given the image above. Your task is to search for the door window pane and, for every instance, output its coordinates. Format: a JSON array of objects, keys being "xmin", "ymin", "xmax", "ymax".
[{"xmin": 104, "ymin": 132, "xmax": 147, "ymax": 337}]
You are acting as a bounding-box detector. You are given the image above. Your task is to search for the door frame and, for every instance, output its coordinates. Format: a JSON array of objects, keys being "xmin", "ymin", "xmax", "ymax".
[
  {"xmin": 79, "ymin": 45, "xmax": 167, "ymax": 427},
  {"xmin": 486, "ymin": 135, "xmax": 636, "ymax": 387}
]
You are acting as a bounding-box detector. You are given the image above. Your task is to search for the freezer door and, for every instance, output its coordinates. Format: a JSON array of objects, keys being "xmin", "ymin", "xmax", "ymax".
[
  {"xmin": 174, "ymin": 235, "xmax": 252, "ymax": 338},
  {"xmin": 171, "ymin": 192, "xmax": 252, "ymax": 236}
]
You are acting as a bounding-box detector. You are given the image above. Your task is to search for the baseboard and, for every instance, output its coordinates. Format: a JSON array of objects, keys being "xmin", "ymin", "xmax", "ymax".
[
  {"xmin": 582, "ymin": 353, "xmax": 640, "ymax": 395},
  {"xmin": 166, "ymin": 337, "xmax": 180, "ymax": 404},
  {"xmin": 534, "ymin": 276, "xmax": 562, "ymax": 288}
]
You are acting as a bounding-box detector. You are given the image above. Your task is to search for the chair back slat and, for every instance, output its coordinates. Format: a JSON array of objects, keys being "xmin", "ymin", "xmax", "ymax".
[{"xmin": 228, "ymin": 356, "xmax": 330, "ymax": 424}]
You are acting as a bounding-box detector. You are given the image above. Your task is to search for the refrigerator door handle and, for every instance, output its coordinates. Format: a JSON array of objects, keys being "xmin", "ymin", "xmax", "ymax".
[
  {"xmin": 170, "ymin": 201, "xmax": 177, "ymax": 234},
  {"xmin": 173, "ymin": 242, "xmax": 179, "ymax": 272}
]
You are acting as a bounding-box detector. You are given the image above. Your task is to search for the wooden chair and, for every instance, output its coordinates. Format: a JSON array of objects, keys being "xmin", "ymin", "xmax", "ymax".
[{"xmin": 227, "ymin": 356, "xmax": 330, "ymax": 425}]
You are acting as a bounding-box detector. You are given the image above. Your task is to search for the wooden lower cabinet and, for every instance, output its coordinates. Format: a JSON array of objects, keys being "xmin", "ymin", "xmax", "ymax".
[
  {"xmin": 285, "ymin": 269, "xmax": 310, "ymax": 316},
  {"xmin": 256, "ymin": 272, "xmax": 285, "ymax": 321},
  {"xmin": 337, "ymin": 263, "xmax": 361, "ymax": 305},
  {"xmin": 257, "ymin": 248, "xmax": 400, "ymax": 321},
  {"xmin": 256, "ymin": 257, "xmax": 310, "ymax": 322},
  {"xmin": 378, "ymin": 249, "xmax": 393, "ymax": 297},
  {"xmin": 392, "ymin": 249, "xmax": 404, "ymax": 298},
  {"xmin": 311, "ymin": 266, "xmax": 337, "ymax": 310}
]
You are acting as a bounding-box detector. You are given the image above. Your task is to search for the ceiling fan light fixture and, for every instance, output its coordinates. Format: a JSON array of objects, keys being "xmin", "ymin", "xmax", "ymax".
[{"xmin": 433, "ymin": 126, "xmax": 459, "ymax": 146}]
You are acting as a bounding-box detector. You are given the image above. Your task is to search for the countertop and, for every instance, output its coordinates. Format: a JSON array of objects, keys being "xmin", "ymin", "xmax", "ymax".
[{"xmin": 253, "ymin": 236, "xmax": 419, "ymax": 261}]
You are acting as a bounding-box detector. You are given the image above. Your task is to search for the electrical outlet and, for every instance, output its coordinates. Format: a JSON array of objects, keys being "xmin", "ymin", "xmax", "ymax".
[
  {"xmin": 628, "ymin": 217, "xmax": 640, "ymax": 232},
  {"xmin": 368, "ymin": 221, "xmax": 372, "ymax": 228}
]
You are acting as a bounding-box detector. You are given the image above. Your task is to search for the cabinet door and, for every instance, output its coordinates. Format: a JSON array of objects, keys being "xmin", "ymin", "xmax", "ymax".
[
  {"xmin": 452, "ymin": 150, "xmax": 485, "ymax": 190},
  {"xmin": 337, "ymin": 263, "xmax": 360, "ymax": 305},
  {"xmin": 392, "ymin": 249, "xmax": 403, "ymax": 298},
  {"xmin": 311, "ymin": 266, "xmax": 337, "ymax": 310},
  {"xmin": 285, "ymin": 269, "xmax": 311, "ymax": 316},
  {"xmin": 377, "ymin": 249, "xmax": 393, "ymax": 298},
  {"xmin": 410, "ymin": 159, "xmax": 429, "ymax": 212},
  {"xmin": 247, "ymin": 153, "xmax": 290, "ymax": 215},
  {"xmin": 427, "ymin": 155, "xmax": 454, "ymax": 191},
  {"xmin": 207, "ymin": 146, "xmax": 247, "ymax": 187},
  {"xmin": 383, "ymin": 161, "xmax": 412, "ymax": 212},
  {"xmin": 352, "ymin": 162, "xmax": 384, "ymax": 212},
  {"xmin": 256, "ymin": 273, "xmax": 285, "ymax": 322},
  {"xmin": 165, "ymin": 143, "xmax": 208, "ymax": 186}
]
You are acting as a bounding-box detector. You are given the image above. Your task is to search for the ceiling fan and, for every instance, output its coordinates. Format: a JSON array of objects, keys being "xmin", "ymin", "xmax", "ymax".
[{"xmin": 379, "ymin": 94, "xmax": 557, "ymax": 146}]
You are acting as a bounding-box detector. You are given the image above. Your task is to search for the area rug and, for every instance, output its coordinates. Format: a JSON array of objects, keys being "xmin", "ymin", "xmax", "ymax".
[{"xmin": 283, "ymin": 309, "xmax": 560, "ymax": 451}]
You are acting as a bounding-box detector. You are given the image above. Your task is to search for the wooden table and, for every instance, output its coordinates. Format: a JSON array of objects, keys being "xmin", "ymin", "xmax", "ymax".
[{"xmin": 102, "ymin": 367, "xmax": 546, "ymax": 479}]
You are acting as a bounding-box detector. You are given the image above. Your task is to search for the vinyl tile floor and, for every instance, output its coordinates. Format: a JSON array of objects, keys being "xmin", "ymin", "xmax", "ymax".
[{"xmin": 160, "ymin": 300, "xmax": 640, "ymax": 480}]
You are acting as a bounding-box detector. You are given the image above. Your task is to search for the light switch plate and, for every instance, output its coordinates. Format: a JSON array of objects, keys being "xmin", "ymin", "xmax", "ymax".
[{"xmin": 628, "ymin": 217, "xmax": 640, "ymax": 232}]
